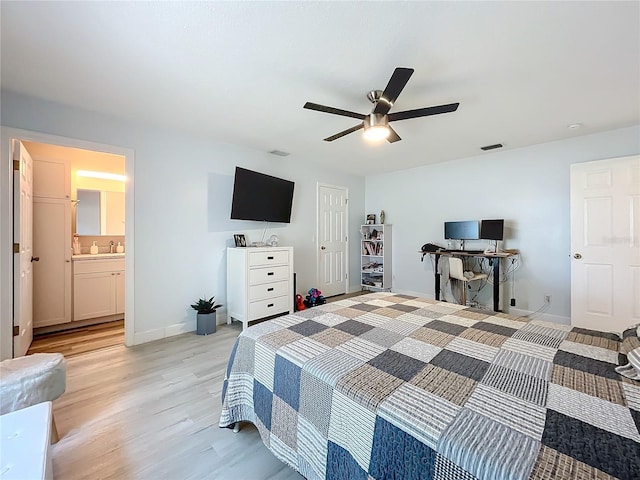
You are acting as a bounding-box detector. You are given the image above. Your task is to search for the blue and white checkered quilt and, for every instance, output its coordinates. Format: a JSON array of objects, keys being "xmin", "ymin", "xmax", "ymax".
[{"xmin": 219, "ymin": 292, "xmax": 640, "ymax": 479}]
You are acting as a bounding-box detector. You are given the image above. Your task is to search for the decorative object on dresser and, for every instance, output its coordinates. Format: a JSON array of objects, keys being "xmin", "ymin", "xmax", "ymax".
[
  {"xmin": 233, "ymin": 234, "xmax": 246, "ymax": 247},
  {"xmin": 361, "ymin": 223, "xmax": 391, "ymax": 290},
  {"xmin": 365, "ymin": 213, "xmax": 376, "ymax": 225},
  {"xmin": 227, "ymin": 246, "xmax": 294, "ymax": 330},
  {"xmin": 190, "ymin": 296, "xmax": 222, "ymax": 335},
  {"xmin": 380, "ymin": 209, "xmax": 385, "ymax": 224}
]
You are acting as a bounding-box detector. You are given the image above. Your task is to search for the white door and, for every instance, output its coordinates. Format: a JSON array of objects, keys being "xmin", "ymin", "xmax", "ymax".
[
  {"xmin": 570, "ymin": 155, "xmax": 640, "ymax": 333},
  {"xmin": 33, "ymin": 197, "xmax": 72, "ymax": 328},
  {"xmin": 317, "ymin": 184, "xmax": 348, "ymax": 297},
  {"xmin": 13, "ymin": 141, "xmax": 34, "ymax": 357}
]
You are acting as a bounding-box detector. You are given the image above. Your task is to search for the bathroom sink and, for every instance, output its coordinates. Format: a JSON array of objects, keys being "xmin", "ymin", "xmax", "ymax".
[{"xmin": 72, "ymin": 253, "xmax": 125, "ymax": 260}]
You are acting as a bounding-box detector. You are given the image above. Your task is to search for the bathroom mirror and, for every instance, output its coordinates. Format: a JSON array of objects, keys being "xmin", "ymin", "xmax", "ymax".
[{"xmin": 76, "ymin": 189, "xmax": 125, "ymax": 235}]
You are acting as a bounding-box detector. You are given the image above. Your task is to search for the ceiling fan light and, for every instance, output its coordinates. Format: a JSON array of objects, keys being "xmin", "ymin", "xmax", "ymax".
[
  {"xmin": 363, "ymin": 113, "xmax": 390, "ymax": 141},
  {"xmin": 363, "ymin": 125, "xmax": 390, "ymax": 141}
]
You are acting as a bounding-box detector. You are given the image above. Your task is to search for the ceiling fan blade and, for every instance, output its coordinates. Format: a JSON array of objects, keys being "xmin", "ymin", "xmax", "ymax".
[
  {"xmin": 388, "ymin": 102, "xmax": 459, "ymax": 122},
  {"xmin": 323, "ymin": 123, "xmax": 364, "ymax": 142},
  {"xmin": 372, "ymin": 67, "xmax": 414, "ymax": 115},
  {"xmin": 386, "ymin": 126, "xmax": 401, "ymax": 143},
  {"xmin": 304, "ymin": 102, "xmax": 365, "ymax": 120}
]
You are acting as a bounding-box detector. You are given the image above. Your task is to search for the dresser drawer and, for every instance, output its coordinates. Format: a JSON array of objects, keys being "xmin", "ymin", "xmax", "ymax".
[
  {"xmin": 249, "ymin": 280, "xmax": 290, "ymax": 301},
  {"xmin": 249, "ymin": 265, "xmax": 289, "ymax": 284},
  {"xmin": 248, "ymin": 250, "xmax": 289, "ymax": 267},
  {"xmin": 248, "ymin": 295, "xmax": 290, "ymax": 320}
]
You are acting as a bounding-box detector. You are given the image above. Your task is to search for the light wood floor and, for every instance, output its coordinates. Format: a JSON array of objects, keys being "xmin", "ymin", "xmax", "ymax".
[
  {"xmin": 49, "ymin": 292, "xmax": 366, "ymax": 479},
  {"xmin": 28, "ymin": 320, "xmax": 125, "ymax": 357},
  {"xmin": 52, "ymin": 323, "xmax": 303, "ymax": 480}
]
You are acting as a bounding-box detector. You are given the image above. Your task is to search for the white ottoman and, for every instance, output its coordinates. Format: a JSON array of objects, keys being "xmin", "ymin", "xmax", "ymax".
[
  {"xmin": 0, "ymin": 401, "xmax": 54, "ymax": 480},
  {"xmin": 0, "ymin": 353, "xmax": 66, "ymax": 442}
]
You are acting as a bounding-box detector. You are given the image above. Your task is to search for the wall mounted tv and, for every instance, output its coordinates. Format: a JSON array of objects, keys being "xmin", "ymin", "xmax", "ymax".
[
  {"xmin": 480, "ymin": 219, "xmax": 505, "ymax": 240},
  {"xmin": 230, "ymin": 167, "xmax": 295, "ymax": 223},
  {"xmin": 444, "ymin": 220, "xmax": 480, "ymax": 240}
]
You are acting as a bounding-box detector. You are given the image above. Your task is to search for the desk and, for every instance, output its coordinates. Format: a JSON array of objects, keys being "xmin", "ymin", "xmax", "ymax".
[{"xmin": 431, "ymin": 250, "xmax": 517, "ymax": 312}]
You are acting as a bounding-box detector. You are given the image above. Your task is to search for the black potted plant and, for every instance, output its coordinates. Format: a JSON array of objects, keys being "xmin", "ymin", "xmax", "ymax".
[{"xmin": 190, "ymin": 296, "xmax": 222, "ymax": 335}]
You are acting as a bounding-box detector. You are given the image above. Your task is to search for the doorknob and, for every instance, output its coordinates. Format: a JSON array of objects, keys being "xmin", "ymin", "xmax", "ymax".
[
  {"xmin": 573, "ymin": 253, "xmax": 582, "ymax": 259},
  {"xmin": 31, "ymin": 256, "xmax": 40, "ymax": 262},
  {"xmin": 321, "ymin": 246, "xmax": 326, "ymax": 250}
]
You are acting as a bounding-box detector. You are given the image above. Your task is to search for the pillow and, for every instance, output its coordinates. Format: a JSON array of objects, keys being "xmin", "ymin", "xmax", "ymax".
[{"xmin": 616, "ymin": 325, "xmax": 640, "ymax": 380}]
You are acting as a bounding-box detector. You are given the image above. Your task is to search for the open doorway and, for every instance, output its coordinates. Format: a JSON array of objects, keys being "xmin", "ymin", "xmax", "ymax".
[
  {"xmin": 24, "ymin": 141, "xmax": 126, "ymax": 356},
  {"xmin": 1, "ymin": 128, "xmax": 135, "ymax": 360}
]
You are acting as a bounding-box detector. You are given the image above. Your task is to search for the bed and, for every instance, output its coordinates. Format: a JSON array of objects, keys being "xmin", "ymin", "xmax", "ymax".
[{"xmin": 219, "ymin": 292, "xmax": 640, "ymax": 480}]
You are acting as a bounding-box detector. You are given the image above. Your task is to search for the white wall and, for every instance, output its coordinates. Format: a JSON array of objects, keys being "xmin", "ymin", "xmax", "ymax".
[
  {"xmin": 1, "ymin": 90, "xmax": 365, "ymax": 355},
  {"xmin": 366, "ymin": 125, "xmax": 640, "ymax": 322}
]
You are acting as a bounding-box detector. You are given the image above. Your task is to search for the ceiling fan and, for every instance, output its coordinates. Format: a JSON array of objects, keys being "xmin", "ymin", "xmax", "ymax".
[{"xmin": 303, "ymin": 67, "xmax": 459, "ymax": 143}]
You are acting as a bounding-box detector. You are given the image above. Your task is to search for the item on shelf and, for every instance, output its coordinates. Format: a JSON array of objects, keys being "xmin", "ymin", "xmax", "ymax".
[
  {"xmin": 72, "ymin": 235, "xmax": 81, "ymax": 255},
  {"xmin": 380, "ymin": 210, "xmax": 385, "ymax": 224},
  {"xmin": 366, "ymin": 214, "xmax": 376, "ymax": 225}
]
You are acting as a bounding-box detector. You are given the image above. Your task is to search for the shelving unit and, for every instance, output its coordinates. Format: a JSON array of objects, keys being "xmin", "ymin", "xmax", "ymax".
[{"xmin": 360, "ymin": 224, "xmax": 391, "ymax": 290}]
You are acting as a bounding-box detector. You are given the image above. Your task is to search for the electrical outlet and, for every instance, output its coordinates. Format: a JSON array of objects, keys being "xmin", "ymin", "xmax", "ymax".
[
  {"xmin": 510, "ymin": 298, "xmax": 516, "ymax": 307},
  {"xmin": 544, "ymin": 295, "xmax": 552, "ymax": 304}
]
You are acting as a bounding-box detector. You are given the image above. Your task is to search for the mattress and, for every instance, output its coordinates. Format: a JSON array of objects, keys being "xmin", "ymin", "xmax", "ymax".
[{"xmin": 219, "ymin": 292, "xmax": 640, "ymax": 480}]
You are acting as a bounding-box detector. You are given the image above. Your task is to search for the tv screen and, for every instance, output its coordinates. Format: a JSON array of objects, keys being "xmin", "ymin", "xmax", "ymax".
[
  {"xmin": 480, "ymin": 219, "xmax": 504, "ymax": 240},
  {"xmin": 230, "ymin": 167, "xmax": 295, "ymax": 223},
  {"xmin": 444, "ymin": 220, "xmax": 479, "ymax": 240}
]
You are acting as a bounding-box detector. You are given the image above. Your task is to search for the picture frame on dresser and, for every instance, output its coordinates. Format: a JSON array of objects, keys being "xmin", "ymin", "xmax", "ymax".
[{"xmin": 233, "ymin": 234, "xmax": 246, "ymax": 247}]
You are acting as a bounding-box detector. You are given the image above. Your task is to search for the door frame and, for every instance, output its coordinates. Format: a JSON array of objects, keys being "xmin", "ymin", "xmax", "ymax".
[
  {"xmin": 316, "ymin": 182, "xmax": 349, "ymax": 296},
  {"xmin": 0, "ymin": 127, "xmax": 135, "ymax": 360}
]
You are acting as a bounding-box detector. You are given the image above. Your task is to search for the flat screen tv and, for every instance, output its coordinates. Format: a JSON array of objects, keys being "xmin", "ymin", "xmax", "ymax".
[
  {"xmin": 480, "ymin": 219, "xmax": 504, "ymax": 240},
  {"xmin": 230, "ymin": 167, "xmax": 295, "ymax": 223},
  {"xmin": 444, "ymin": 220, "xmax": 479, "ymax": 240}
]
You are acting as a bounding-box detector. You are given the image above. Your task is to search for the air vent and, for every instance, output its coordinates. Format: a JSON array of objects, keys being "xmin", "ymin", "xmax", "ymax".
[
  {"xmin": 269, "ymin": 150, "xmax": 290, "ymax": 157},
  {"xmin": 481, "ymin": 143, "xmax": 503, "ymax": 151}
]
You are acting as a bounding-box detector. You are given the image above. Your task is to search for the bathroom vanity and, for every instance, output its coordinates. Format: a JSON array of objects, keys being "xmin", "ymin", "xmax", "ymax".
[{"xmin": 72, "ymin": 254, "xmax": 125, "ymax": 321}]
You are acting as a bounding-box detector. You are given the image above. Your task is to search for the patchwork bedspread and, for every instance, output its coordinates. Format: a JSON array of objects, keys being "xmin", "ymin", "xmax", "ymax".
[{"xmin": 219, "ymin": 292, "xmax": 640, "ymax": 480}]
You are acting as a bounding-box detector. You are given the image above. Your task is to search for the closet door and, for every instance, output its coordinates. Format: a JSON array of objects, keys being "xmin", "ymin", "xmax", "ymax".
[
  {"xmin": 570, "ymin": 155, "xmax": 640, "ymax": 332},
  {"xmin": 33, "ymin": 197, "xmax": 72, "ymax": 327}
]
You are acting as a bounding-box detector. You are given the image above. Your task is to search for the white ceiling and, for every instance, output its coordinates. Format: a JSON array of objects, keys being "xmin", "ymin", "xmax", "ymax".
[{"xmin": 1, "ymin": 1, "xmax": 639, "ymax": 176}]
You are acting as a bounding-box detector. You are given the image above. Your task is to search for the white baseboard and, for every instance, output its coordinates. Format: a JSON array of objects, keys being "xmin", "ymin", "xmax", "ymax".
[
  {"xmin": 133, "ymin": 311, "xmax": 230, "ymax": 346},
  {"xmin": 133, "ymin": 328, "xmax": 166, "ymax": 345},
  {"xmin": 508, "ymin": 308, "xmax": 571, "ymax": 325},
  {"xmin": 391, "ymin": 288, "xmax": 571, "ymax": 325}
]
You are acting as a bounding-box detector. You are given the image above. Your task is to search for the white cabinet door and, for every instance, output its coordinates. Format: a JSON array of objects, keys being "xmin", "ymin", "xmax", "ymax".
[
  {"xmin": 73, "ymin": 272, "xmax": 115, "ymax": 321},
  {"xmin": 33, "ymin": 157, "xmax": 70, "ymax": 199},
  {"xmin": 33, "ymin": 198, "xmax": 72, "ymax": 327},
  {"xmin": 115, "ymin": 272, "xmax": 125, "ymax": 315}
]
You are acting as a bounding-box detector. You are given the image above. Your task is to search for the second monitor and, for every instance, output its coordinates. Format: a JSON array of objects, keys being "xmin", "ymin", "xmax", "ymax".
[{"xmin": 480, "ymin": 219, "xmax": 504, "ymax": 240}]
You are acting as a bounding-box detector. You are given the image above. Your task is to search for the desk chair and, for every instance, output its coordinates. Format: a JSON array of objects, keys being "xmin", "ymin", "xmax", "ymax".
[{"xmin": 448, "ymin": 257, "xmax": 488, "ymax": 306}]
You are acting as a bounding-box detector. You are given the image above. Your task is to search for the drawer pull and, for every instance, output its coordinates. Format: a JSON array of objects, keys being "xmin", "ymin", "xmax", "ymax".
[
  {"xmin": 267, "ymin": 272, "xmax": 274, "ymax": 276},
  {"xmin": 267, "ymin": 256, "xmax": 274, "ymax": 260},
  {"xmin": 267, "ymin": 287, "xmax": 274, "ymax": 292},
  {"xmin": 267, "ymin": 303, "xmax": 274, "ymax": 308}
]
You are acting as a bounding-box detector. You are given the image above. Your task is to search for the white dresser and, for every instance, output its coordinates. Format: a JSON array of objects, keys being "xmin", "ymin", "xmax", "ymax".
[{"xmin": 227, "ymin": 246, "xmax": 294, "ymax": 330}]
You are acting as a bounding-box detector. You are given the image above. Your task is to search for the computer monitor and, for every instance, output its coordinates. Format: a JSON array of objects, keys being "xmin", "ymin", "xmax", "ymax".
[
  {"xmin": 444, "ymin": 221, "xmax": 480, "ymax": 240},
  {"xmin": 480, "ymin": 219, "xmax": 504, "ymax": 241}
]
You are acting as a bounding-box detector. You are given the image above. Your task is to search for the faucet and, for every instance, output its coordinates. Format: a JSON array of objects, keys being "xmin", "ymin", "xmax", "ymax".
[{"xmin": 109, "ymin": 241, "xmax": 115, "ymax": 253}]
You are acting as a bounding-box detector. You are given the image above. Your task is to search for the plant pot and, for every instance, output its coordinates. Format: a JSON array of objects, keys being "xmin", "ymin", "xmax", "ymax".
[{"xmin": 197, "ymin": 312, "xmax": 217, "ymax": 335}]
